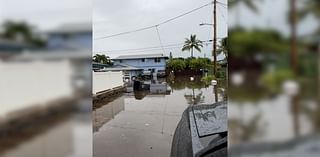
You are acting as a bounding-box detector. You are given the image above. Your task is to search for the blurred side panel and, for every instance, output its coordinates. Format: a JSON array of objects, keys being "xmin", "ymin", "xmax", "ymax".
[
  {"xmin": 0, "ymin": 0, "xmax": 92, "ymax": 157},
  {"xmin": 228, "ymin": 0, "xmax": 320, "ymax": 156}
]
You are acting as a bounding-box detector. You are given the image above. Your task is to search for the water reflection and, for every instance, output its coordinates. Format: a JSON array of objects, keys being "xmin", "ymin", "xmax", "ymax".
[
  {"xmin": 0, "ymin": 113, "xmax": 92, "ymax": 157},
  {"xmin": 93, "ymin": 76, "xmax": 227, "ymax": 157},
  {"xmin": 228, "ymin": 70, "xmax": 319, "ymax": 156},
  {"xmin": 93, "ymin": 96, "xmax": 125, "ymax": 132}
]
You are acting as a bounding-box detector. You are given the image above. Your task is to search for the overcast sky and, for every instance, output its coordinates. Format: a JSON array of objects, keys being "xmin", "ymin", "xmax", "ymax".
[
  {"xmin": 0, "ymin": 0, "xmax": 317, "ymax": 59},
  {"xmin": 0, "ymin": 0, "xmax": 91, "ymax": 30},
  {"xmin": 228, "ymin": 0, "xmax": 318, "ymax": 37},
  {"xmin": 93, "ymin": 0, "xmax": 228, "ymax": 59}
]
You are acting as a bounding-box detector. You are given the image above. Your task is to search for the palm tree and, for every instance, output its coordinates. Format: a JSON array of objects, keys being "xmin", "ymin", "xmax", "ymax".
[
  {"xmin": 217, "ymin": 37, "xmax": 228, "ymax": 60},
  {"xmin": 182, "ymin": 34, "xmax": 203, "ymax": 58},
  {"xmin": 93, "ymin": 54, "xmax": 112, "ymax": 65},
  {"xmin": 297, "ymin": 0, "xmax": 320, "ymax": 21},
  {"xmin": 229, "ymin": 0, "xmax": 261, "ymax": 12}
]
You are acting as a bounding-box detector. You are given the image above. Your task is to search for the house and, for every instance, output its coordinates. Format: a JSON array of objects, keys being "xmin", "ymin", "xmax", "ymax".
[
  {"xmin": 46, "ymin": 23, "xmax": 91, "ymax": 50},
  {"xmin": 112, "ymin": 53, "xmax": 169, "ymax": 75},
  {"xmin": 98, "ymin": 64, "xmax": 143, "ymax": 81},
  {"xmin": 92, "ymin": 62, "xmax": 110, "ymax": 71}
]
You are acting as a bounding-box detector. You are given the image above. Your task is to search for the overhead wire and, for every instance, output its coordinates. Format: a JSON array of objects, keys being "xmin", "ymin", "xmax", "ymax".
[
  {"xmin": 94, "ymin": 1, "xmax": 214, "ymax": 40},
  {"xmin": 95, "ymin": 40, "xmax": 215, "ymax": 54},
  {"xmin": 155, "ymin": 26, "xmax": 166, "ymax": 54}
]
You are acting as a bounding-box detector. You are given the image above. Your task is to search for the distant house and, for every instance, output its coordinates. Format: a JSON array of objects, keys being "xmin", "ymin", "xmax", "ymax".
[
  {"xmin": 46, "ymin": 23, "xmax": 91, "ymax": 50},
  {"xmin": 112, "ymin": 54, "xmax": 169, "ymax": 74},
  {"xmin": 98, "ymin": 64, "xmax": 143, "ymax": 80},
  {"xmin": 92, "ymin": 62, "xmax": 110, "ymax": 71}
]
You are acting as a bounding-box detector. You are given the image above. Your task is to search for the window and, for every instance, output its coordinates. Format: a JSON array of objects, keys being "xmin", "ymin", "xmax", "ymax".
[
  {"xmin": 154, "ymin": 58, "xmax": 161, "ymax": 63},
  {"xmin": 119, "ymin": 60, "xmax": 122, "ymax": 63},
  {"xmin": 142, "ymin": 58, "xmax": 145, "ymax": 62}
]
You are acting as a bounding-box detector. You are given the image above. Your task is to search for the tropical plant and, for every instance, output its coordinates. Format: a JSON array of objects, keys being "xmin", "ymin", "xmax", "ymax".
[
  {"xmin": 217, "ymin": 37, "xmax": 228, "ymax": 60},
  {"xmin": 182, "ymin": 34, "xmax": 203, "ymax": 58},
  {"xmin": 92, "ymin": 54, "xmax": 112, "ymax": 65},
  {"xmin": 229, "ymin": 0, "xmax": 262, "ymax": 26},
  {"xmin": 297, "ymin": 0, "xmax": 320, "ymax": 20}
]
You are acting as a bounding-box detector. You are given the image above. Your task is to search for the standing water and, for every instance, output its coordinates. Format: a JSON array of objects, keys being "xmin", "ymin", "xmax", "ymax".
[{"xmin": 93, "ymin": 76, "xmax": 226, "ymax": 157}]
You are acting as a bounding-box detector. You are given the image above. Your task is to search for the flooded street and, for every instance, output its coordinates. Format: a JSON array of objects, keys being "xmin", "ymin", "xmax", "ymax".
[
  {"xmin": 93, "ymin": 77, "xmax": 226, "ymax": 157},
  {"xmin": 0, "ymin": 113, "xmax": 92, "ymax": 157}
]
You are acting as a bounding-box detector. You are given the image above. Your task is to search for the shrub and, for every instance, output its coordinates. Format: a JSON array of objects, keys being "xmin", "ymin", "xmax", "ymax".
[{"xmin": 167, "ymin": 59, "xmax": 186, "ymax": 71}]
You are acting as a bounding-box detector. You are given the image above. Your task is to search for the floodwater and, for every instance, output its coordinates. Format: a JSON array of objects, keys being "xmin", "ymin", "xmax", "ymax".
[
  {"xmin": 228, "ymin": 73, "xmax": 320, "ymax": 156},
  {"xmin": 93, "ymin": 77, "xmax": 226, "ymax": 157},
  {"xmin": 0, "ymin": 113, "xmax": 92, "ymax": 157}
]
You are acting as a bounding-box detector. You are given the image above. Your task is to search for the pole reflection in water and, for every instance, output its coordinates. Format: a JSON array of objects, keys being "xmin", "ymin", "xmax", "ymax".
[{"xmin": 93, "ymin": 76, "xmax": 227, "ymax": 157}]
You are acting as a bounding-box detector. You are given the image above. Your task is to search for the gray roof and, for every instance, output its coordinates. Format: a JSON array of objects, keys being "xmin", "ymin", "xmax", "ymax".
[
  {"xmin": 113, "ymin": 53, "xmax": 168, "ymax": 60},
  {"xmin": 100, "ymin": 64, "xmax": 142, "ymax": 71},
  {"xmin": 48, "ymin": 22, "xmax": 91, "ymax": 34}
]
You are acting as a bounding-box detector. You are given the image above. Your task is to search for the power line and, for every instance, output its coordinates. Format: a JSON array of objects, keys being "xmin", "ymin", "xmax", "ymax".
[
  {"xmin": 103, "ymin": 45, "xmax": 184, "ymax": 54},
  {"xmin": 94, "ymin": 25, "xmax": 156, "ymax": 39},
  {"xmin": 155, "ymin": 26, "xmax": 165, "ymax": 53},
  {"xmin": 94, "ymin": 39, "xmax": 216, "ymax": 53},
  {"xmin": 94, "ymin": 1, "xmax": 214, "ymax": 40}
]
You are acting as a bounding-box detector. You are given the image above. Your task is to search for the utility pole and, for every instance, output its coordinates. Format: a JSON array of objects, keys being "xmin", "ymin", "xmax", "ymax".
[
  {"xmin": 213, "ymin": 0, "xmax": 217, "ymax": 76},
  {"xmin": 290, "ymin": 0, "xmax": 297, "ymax": 73},
  {"xmin": 290, "ymin": 0, "xmax": 300, "ymax": 137}
]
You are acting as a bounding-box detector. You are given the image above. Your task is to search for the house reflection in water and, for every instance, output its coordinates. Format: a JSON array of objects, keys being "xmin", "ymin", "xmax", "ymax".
[
  {"xmin": 93, "ymin": 96, "xmax": 125, "ymax": 132},
  {"xmin": 126, "ymin": 81, "xmax": 171, "ymax": 100}
]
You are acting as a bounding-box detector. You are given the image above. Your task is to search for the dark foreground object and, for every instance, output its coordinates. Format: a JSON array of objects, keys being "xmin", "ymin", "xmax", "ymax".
[{"xmin": 170, "ymin": 102, "xmax": 227, "ymax": 157}]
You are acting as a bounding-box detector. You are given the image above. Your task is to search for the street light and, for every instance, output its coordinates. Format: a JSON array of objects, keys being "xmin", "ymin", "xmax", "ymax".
[
  {"xmin": 199, "ymin": 23, "xmax": 214, "ymax": 26},
  {"xmin": 200, "ymin": 22, "xmax": 217, "ymax": 76}
]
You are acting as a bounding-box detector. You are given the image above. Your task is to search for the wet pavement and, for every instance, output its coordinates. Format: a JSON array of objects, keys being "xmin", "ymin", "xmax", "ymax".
[{"xmin": 93, "ymin": 77, "xmax": 226, "ymax": 157}]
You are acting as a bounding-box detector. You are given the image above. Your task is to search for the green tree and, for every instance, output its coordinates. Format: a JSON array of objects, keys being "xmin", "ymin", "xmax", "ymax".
[
  {"xmin": 229, "ymin": 28, "xmax": 289, "ymax": 58},
  {"xmin": 167, "ymin": 59, "xmax": 186, "ymax": 71},
  {"xmin": 0, "ymin": 21, "xmax": 45, "ymax": 47},
  {"xmin": 182, "ymin": 34, "xmax": 203, "ymax": 58},
  {"xmin": 93, "ymin": 54, "xmax": 112, "ymax": 65},
  {"xmin": 189, "ymin": 58, "xmax": 209, "ymax": 70}
]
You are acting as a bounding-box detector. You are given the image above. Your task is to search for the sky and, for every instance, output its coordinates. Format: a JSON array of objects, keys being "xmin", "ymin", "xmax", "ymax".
[
  {"xmin": 0, "ymin": 0, "xmax": 317, "ymax": 59},
  {"xmin": 228, "ymin": 0, "xmax": 318, "ymax": 37},
  {"xmin": 93, "ymin": 0, "xmax": 228, "ymax": 59},
  {"xmin": 0, "ymin": 0, "xmax": 91, "ymax": 30}
]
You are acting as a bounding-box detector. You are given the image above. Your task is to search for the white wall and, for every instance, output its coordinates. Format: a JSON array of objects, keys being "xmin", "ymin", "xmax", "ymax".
[
  {"xmin": 92, "ymin": 71, "xmax": 123, "ymax": 94},
  {"xmin": 0, "ymin": 60, "xmax": 74, "ymax": 119}
]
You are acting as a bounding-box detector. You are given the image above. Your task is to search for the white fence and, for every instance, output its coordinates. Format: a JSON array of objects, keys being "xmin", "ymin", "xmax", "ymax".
[
  {"xmin": 0, "ymin": 60, "xmax": 74, "ymax": 119},
  {"xmin": 92, "ymin": 71, "xmax": 123, "ymax": 94}
]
